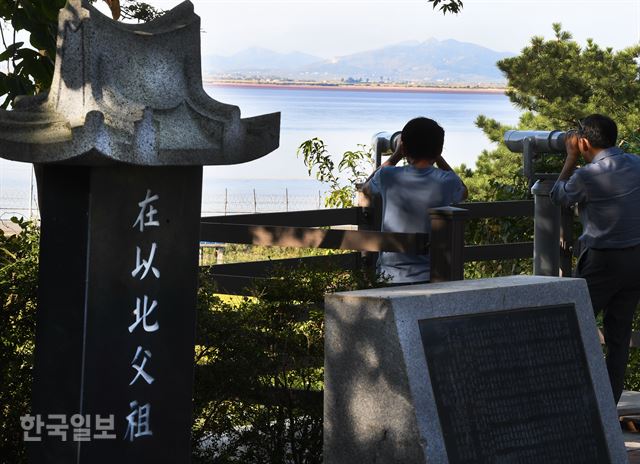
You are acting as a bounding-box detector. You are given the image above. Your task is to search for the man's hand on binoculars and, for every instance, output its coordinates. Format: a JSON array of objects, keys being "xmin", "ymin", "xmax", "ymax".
[
  {"xmin": 564, "ymin": 131, "xmax": 582, "ymax": 162},
  {"xmin": 558, "ymin": 132, "xmax": 581, "ymax": 181},
  {"xmin": 384, "ymin": 141, "xmax": 404, "ymax": 167}
]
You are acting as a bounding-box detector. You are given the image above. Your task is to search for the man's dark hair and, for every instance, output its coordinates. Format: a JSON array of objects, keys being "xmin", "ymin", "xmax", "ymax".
[
  {"xmin": 578, "ymin": 114, "xmax": 617, "ymax": 149},
  {"xmin": 401, "ymin": 117, "xmax": 444, "ymax": 160}
]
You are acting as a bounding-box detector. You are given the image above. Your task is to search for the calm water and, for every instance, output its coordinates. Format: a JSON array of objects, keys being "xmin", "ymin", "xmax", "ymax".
[
  {"xmin": 0, "ymin": 85, "xmax": 521, "ymax": 217},
  {"xmin": 205, "ymin": 85, "xmax": 520, "ymax": 179}
]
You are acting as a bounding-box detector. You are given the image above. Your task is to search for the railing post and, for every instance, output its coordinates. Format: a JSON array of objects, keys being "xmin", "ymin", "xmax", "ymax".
[
  {"xmin": 429, "ymin": 206, "xmax": 469, "ymax": 282},
  {"xmin": 356, "ymin": 184, "xmax": 382, "ymax": 275}
]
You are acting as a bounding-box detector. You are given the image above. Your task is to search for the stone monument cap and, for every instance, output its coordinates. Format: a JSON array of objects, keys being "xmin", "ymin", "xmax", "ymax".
[{"xmin": 0, "ymin": 0, "xmax": 280, "ymax": 166}]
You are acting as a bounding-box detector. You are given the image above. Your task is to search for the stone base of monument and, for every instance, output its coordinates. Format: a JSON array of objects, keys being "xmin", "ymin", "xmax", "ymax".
[
  {"xmin": 324, "ymin": 275, "xmax": 628, "ymax": 464},
  {"xmin": 620, "ymin": 391, "xmax": 640, "ymax": 417},
  {"xmin": 620, "ymin": 391, "xmax": 640, "ymax": 461}
]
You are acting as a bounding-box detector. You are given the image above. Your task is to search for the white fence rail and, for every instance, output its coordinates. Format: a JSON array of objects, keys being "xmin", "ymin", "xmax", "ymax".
[
  {"xmin": 1, "ymin": 160, "xmax": 332, "ymax": 221},
  {"xmin": 1, "ymin": 187, "xmax": 329, "ymax": 220},
  {"xmin": 201, "ymin": 188, "xmax": 326, "ymax": 216}
]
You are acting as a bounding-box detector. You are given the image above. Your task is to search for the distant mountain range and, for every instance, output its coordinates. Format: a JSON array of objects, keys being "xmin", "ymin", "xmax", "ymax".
[{"xmin": 202, "ymin": 39, "xmax": 514, "ymax": 85}]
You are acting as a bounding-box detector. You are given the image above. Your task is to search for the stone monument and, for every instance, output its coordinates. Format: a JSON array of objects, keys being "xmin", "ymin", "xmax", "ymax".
[
  {"xmin": 0, "ymin": 1, "xmax": 279, "ymax": 462},
  {"xmin": 324, "ymin": 276, "xmax": 628, "ymax": 463}
]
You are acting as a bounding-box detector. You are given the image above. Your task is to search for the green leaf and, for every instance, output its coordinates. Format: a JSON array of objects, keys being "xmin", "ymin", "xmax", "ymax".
[
  {"xmin": 40, "ymin": 1, "xmax": 66, "ymax": 22},
  {"xmin": 29, "ymin": 27, "xmax": 56, "ymax": 54},
  {"xmin": 427, "ymin": 0, "xmax": 463, "ymax": 14},
  {"xmin": 11, "ymin": 9, "xmax": 34, "ymax": 33},
  {"xmin": 0, "ymin": 42, "xmax": 25, "ymax": 62}
]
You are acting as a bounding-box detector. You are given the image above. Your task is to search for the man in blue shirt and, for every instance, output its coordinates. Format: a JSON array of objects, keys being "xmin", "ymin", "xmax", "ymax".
[
  {"xmin": 364, "ymin": 117, "xmax": 468, "ymax": 284},
  {"xmin": 551, "ymin": 114, "xmax": 640, "ymax": 404}
]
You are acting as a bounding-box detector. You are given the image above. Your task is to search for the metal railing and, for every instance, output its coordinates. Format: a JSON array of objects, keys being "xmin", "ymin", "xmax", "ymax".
[
  {"xmin": 198, "ymin": 199, "xmax": 540, "ymax": 295},
  {"xmin": 200, "ymin": 204, "xmax": 428, "ymax": 294}
]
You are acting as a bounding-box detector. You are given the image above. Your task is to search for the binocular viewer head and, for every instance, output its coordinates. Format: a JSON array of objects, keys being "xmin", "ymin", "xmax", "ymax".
[
  {"xmin": 371, "ymin": 131, "xmax": 402, "ymax": 167},
  {"xmin": 374, "ymin": 129, "xmax": 569, "ymax": 157},
  {"xmin": 503, "ymin": 130, "xmax": 569, "ymax": 185},
  {"xmin": 371, "ymin": 129, "xmax": 570, "ymax": 179},
  {"xmin": 372, "ymin": 131, "xmax": 402, "ymax": 153},
  {"xmin": 504, "ymin": 130, "xmax": 567, "ymax": 154}
]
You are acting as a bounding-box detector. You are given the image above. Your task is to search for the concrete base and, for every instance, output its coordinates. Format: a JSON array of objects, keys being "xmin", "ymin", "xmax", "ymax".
[{"xmin": 324, "ymin": 276, "xmax": 628, "ymax": 463}]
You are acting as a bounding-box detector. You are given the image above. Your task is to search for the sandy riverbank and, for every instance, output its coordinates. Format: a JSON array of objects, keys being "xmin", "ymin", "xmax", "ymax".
[{"xmin": 203, "ymin": 80, "xmax": 506, "ymax": 95}]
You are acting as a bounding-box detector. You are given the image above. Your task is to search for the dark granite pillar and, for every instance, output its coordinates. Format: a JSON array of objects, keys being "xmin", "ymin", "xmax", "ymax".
[{"xmin": 31, "ymin": 165, "xmax": 202, "ymax": 463}]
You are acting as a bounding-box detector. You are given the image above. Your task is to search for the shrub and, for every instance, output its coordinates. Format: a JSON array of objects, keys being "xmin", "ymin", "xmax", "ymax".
[{"xmin": 0, "ymin": 219, "xmax": 39, "ymax": 462}]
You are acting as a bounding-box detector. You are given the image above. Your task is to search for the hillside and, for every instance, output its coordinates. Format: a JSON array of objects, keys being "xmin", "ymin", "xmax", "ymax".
[{"xmin": 203, "ymin": 39, "xmax": 514, "ymax": 85}]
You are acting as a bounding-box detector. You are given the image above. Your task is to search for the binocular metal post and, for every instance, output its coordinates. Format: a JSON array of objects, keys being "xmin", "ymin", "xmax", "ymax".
[
  {"xmin": 531, "ymin": 180, "xmax": 561, "ymax": 276},
  {"xmin": 505, "ymin": 130, "xmax": 575, "ymax": 277}
]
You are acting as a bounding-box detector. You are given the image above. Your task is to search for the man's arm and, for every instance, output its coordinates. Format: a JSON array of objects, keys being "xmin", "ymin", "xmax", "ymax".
[
  {"xmin": 382, "ymin": 141, "xmax": 405, "ymax": 168},
  {"xmin": 435, "ymin": 155, "xmax": 468, "ymax": 201},
  {"xmin": 550, "ymin": 132, "xmax": 584, "ymax": 206},
  {"xmin": 557, "ymin": 133, "xmax": 580, "ymax": 182},
  {"xmin": 363, "ymin": 141, "xmax": 404, "ymax": 195}
]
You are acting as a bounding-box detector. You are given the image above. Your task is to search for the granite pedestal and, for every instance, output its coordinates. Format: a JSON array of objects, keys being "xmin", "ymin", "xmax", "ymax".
[{"xmin": 324, "ymin": 276, "xmax": 627, "ymax": 463}]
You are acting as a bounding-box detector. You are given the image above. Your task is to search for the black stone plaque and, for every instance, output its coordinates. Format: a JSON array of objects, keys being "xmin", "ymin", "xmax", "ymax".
[
  {"xmin": 419, "ymin": 305, "xmax": 610, "ymax": 464},
  {"xmin": 31, "ymin": 164, "xmax": 202, "ymax": 463}
]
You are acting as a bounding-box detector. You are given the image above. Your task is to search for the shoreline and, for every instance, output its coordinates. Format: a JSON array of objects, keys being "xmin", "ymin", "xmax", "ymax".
[{"xmin": 203, "ymin": 80, "xmax": 506, "ymax": 95}]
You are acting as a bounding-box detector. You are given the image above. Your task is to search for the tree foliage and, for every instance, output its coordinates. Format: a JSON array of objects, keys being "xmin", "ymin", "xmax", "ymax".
[
  {"xmin": 478, "ymin": 22, "xmax": 640, "ymax": 173},
  {"xmin": 459, "ymin": 24, "xmax": 640, "ymax": 278},
  {"xmin": 297, "ymin": 138, "xmax": 374, "ymax": 208},
  {"xmin": 427, "ymin": 0, "xmax": 463, "ymax": 15},
  {"xmin": 0, "ymin": 0, "xmax": 161, "ymax": 108},
  {"xmin": 466, "ymin": 24, "xmax": 640, "ymax": 194},
  {"xmin": 497, "ymin": 23, "xmax": 640, "ymax": 142},
  {"xmin": 192, "ymin": 264, "xmax": 377, "ymax": 463},
  {"xmin": 0, "ymin": 219, "xmax": 39, "ymax": 462}
]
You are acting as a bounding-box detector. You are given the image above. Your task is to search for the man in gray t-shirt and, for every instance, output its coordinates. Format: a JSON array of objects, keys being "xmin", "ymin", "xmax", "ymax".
[{"xmin": 364, "ymin": 117, "xmax": 467, "ymax": 284}]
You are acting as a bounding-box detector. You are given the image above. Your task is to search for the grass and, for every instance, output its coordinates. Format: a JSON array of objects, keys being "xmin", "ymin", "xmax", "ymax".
[{"xmin": 200, "ymin": 243, "xmax": 347, "ymax": 266}]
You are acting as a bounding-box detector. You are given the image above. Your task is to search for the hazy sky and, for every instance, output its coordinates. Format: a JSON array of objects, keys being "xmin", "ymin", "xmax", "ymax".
[{"xmin": 100, "ymin": 0, "xmax": 640, "ymax": 57}]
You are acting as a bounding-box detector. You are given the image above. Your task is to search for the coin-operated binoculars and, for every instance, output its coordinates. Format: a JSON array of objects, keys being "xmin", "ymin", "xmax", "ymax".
[
  {"xmin": 504, "ymin": 130, "xmax": 567, "ymax": 184},
  {"xmin": 371, "ymin": 131, "xmax": 402, "ymax": 168},
  {"xmin": 504, "ymin": 130, "xmax": 573, "ymax": 277}
]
